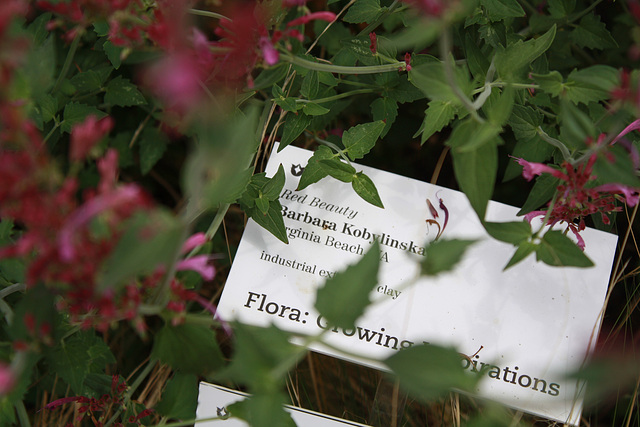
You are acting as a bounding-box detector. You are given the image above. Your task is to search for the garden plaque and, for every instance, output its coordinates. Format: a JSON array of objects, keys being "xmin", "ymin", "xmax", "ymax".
[{"xmin": 217, "ymin": 143, "xmax": 618, "ymax": 425}]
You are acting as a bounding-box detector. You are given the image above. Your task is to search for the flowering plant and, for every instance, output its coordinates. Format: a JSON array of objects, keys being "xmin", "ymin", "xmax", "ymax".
[{"xmin": 0, "ymin": 0, "xmax": 639, "ymax": 426}]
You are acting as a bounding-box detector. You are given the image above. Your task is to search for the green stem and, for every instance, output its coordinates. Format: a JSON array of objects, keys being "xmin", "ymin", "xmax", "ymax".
[
  {"xmin": 536, "ymin": 127, "xmax": 573, "ymax": 163},
  {"xmin": 0, "ymin": 283, "xmax": 25, "ymax": 299},
  {"xmin": 187, "ymin": 8, "xmax": 229, "ymax": 21},
  {"xmin": 52, "ymin": 32, "xmax": 82, "ymax": 94},
  {"xmin": 566, "ymin": 0, "xmax": 604, "ymax": 25},
  {"xmin": 282, "ymin": 53, "xmax": 406, "ymax": 75},
  {"xmin": 358, "ymin": 0, "xmax": 403, "ymax": 36},
  {"xmin": 14, "ymin": 400, "xmax": 30, "ymax": 427},
  {"xmin": 43, "ymin": 120, "xmax": 61, "ymax": 143},
  {"xmin": 295, "ymin": 88, "xmax": 374, "ymax": 104}
]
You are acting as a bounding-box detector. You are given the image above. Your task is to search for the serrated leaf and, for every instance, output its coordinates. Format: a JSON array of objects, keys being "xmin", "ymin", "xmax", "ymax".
[
  {"xmin": 61, "ymin": 103, "xmax": 107, "ymax": 133},
  {"xmin": 560, "ymin": 100, "xmax": 595, "ymax": 148},
  {"xmin": 422, "ymin": 239, "xmax": 476, "ymax": 276},
  {"xmin": 409, "ymin": 61, "xmax": 471, "ymax": 104},
  {"xmin": 315, "ymin": 241, "xmax": 380, "ymax": 329},
  {"xmin": 275, "ymin": 96, "xmax": 298, "ymax": 112},
  {"xmin": 484, "ymin": 221, "xmax": 531, "ymax": 244},
  {"xmin": 592, "ymin": 144, "xmax": 640, "ymax": 188},
  {"xmin": 297, "ymin": 146, "xmax": 333, "ymax": 190},
  {"xmin": 343, "ymin": 0, "xmax": 383, "ymax": 24},
  {"xmin": 371, "ymin": 98, "xmax": 398, "ymax": 138},
  {"xmin": 415, "ymin": 100, "xmax": 457, "ymax": 144},
  {"xmin": 569, "ymin": 13, "xmax": 617, "ymax": 50},
  {"xmin": 319, "ymin": 158, "xmax": 356, "ymax": 182},
  {"xmin": 385, "ymin": 344, "xmax": 478, "ymax": 401},
  {"xmin": 219, "ymin": 323, "xmax": 301, "ymax": 391},
  {"xmin": 36, "ymin": 94, "xmax": 58, "ymax": 123},
  {"xmin": 46, "ymin": 331, "xmax": 116, "ymax": 395},
  {"xmin": 151, "ymin": 323, "xmax": 224, "ymax": 374},
  {"xmin": 532, "ymin": 71, "xmax": 564, "ymax": 97},
  {"xmin": 565, "ymin": 65, "xmax": 620, "ymax": 105},
  {"xmin": 69, "ymin": 70, "xmax": 103, "ymax": 93},
  {"xmin": 303, "ymin": 102, "xmax": 330, "ymax": 115},
  {"xmin": 386, "ymin": 75, "xmax": 426, "ymax": 104},
  {"xmin": 280, "ymin": 113, "xmax": 312, "ymax": 151},
  {"xmin": 342, "ymin": 121, "xmax": 385, "ymax": 161},
  {"xmin": 105, "ymin": 76, "xmax": 146, "ymax": 107},
  {"xmin": 352, "ymin": 172, "xmax": 384, "ymax": 208},
  {"xmin": 548, "ymin": 0, "xmax": 575, "ymax": 18},
  {"xmin": 482, "ymin": 0, "xmax": 525, "ymax": 21},
  {"xmin": 102, "ymin": 40, "xmax": 123, "ymax": 69},
  {"xmin": 155, "ymin": 373, "xmax": 198, "ymax": 420},
  {"xmin": 536, "ymin": 230, "xmax": 594, "ymax": 267},
  {"xmin": 139, "ymin": 127, "xmax": 168, "ymax": 175},
  {"xmin": 504, "ymin": 241, "xmax": 537, "ymax": 269},
  {"xmin": 449, "ymin": 133, "xmax": 498, "ymax": 220},
  {"xmin": 508, "ymin": 105, "xmax": 543, "ymax": 140},
  {"xmin": 495, "ymin": 25, "xmax": 556, "ymax": 76},
  {"xmin": 518, "ymin": 173, "xmax": 560, "ymax": 215}
]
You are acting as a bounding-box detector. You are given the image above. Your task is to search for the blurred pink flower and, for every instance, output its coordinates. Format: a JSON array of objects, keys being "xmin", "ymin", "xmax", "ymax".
[
  {"xmin": 0, "ymin": 364, "xmax": 15, "ymax": 395},
  {"xmin": 70, "ymin": 115, "xmax": 114, "ymax": 162}
]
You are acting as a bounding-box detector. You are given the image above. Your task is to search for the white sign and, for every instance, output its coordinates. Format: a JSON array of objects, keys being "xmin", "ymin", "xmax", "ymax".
[
  {"xmin": 217, "ymin": 143, "xmax": 617, "ymax": 425},
  {"xmin": 196, "ymin": 382, "xmax": 371, "ymax": 426}
]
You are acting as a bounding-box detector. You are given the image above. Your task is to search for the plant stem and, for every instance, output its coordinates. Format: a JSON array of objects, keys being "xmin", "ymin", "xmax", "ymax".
[
  {"xmin": 0, "ymin": 283, "xmax": 25, "ymax": 299},
  {"xmin": 104, "ymin": 360, "xmax": 157, "ymax": 427},
  {"xmin": 282, "ymin": 53, "xmax": 406, "ymax": 74},
  {"xmin": 52, "ymin": 32, "xmax": 82, "ymax": 94},
  {"xmin": 187, "ymin": 8, "xmax": 228, "ymax": 21},
  {"xmin": 295, "ymin": 88, "xmax": 374, "ymax": 104},
  {"xmin": 14, "ymin": 400, "xmax": 30, "ymax": 427},
  {"xmin": 536, "ymin": 127, "xmax": 573, "ymax": 163}
]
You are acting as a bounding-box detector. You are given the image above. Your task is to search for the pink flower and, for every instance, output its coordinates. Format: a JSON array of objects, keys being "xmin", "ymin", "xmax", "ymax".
[
  {"xmin": 259, "ymin": 36, "xmax": 279, "ymax": 66},
  {"xmin": 369, "ymin": 32, "xmax": 377, "ymax": 54},
  {"xmin": 287, "ymin": 11, "xmax": 336, "ymax": 27},
  {"xmin": 144, "ymin": 53, "xmax": 204, "ymax": 111},
  {"xmin": 176, "ymin": 255, "xmax": 216, "ymax": 281},
  {"xmin": 70, "ymin": 115, "xmax": 114, "ymax": 162},
  {"xmin": 181, "ymin": 232, "xmax": 207, "ymax": 253},
  {"xmin": 512, "ymin": 157, "xmax": 566, "ymax": 181},
  {"xmin": 0, "ymin": 364, "xmax": 15, "ymax": 395},
  {"xmin": 594, "ymin": 183, "xmax": 639, "ymax": 206}
]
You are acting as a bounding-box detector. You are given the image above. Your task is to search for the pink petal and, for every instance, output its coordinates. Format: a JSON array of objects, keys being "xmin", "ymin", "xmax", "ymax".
[
  {"xmin": 612, "ymin": 118, "xmax": 640, "ymax": 144},
  {"xmin": 287, "ymin": 11, "xmax": 336, "ymax": 27},
  {"xmin": 0, "ymin": 364, "xmax": 15, "ymax": 395},
  {"xmin": 594, "ymin": 183, "xmax": 640, "ymax": 206},
  {"xmin": 181, "ymin": 232, "xmax": 207, "ymax": 254},
  {"xmin": 523, "ymin": 210, "xmax": 545, "ymax": 223},
  {"xmin": 512, "ymin": 157, "xmax": 560, "ymax": 181},
  {"xmin": 176, "ymin": 255, "xmax": 216, "ymax": 281},
  {"xmin": 58, "ymin": 185, "xmax": 143, "ymax": 261},
  {"xmin": 567, "ymin": 225, "xmax": 586, "ymax": 251},
  {"xmin": 259, "ymin": 37, "xmax": 279, "ymax": 65}
]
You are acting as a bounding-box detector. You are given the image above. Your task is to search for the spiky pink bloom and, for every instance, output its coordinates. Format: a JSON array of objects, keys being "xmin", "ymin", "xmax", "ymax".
[
  {"xmin": 70, "ymin": 115, "xmax": 114, "ymax": 162},
  {"xmin": 287, "ymin": 11, "xmax": 336, "ymax": 27}
]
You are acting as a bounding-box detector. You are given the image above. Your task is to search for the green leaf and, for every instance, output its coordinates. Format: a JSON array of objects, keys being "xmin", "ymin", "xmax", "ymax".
[
  {"xmin": 219, "ymin": 323, "xmax": 301, "ymax": 392},
  {"xmin": 486, "ymin": 86, "xmax": 514, "ymax": 126},
  {"xmin": 482, "ymin": 0, "xmax": 525, "ymax": 21},
  {"xmin": 155, "ymin": 373, "xmax": 198, "ymax": 420},
  {"xmin": 102, "ymin": 40, "xmax": 123, "ymax": 69},
  {"xmin": 415, "ymin": 100, "xmax": 458, "ymax": 144},
  {"xmin": 565, "ymin": 65, "xmax": 620, "ymax": 105},
  {"xmin": 503, "ymin": 136, "xmax": 554, "ymax": 181},
  {"xmin": 302, "ymin": 102, "xmax": 330, "ymax": 116},
  {"xmin": 484, "ymin": 221, "xmax": 531, "ymax": 244},
  {"xmin": 449, "ymin": 133, "xmax": 498, "ymax": 220},
  {"xmin": 105, "ymin": 76, "xmax": 146, "ymax": 107},
  {"xmin": 592, "ymin": 144, "xmax": 640, "ymax": 188},
  {"xmin": 248, "ymin": 200, "xmax": 289, "ymax": 244},
  {"xmin": 151, "ymin": 323, "xmax": 224, "ymax": 374},
  {"xmin": 36, "ymin": 94, "xmax": 58, "ymax": 124},
  {"xmin": 569, "ymin": 12, "xmax": 617, "ymax": 50},
  {"xmin": 319, "ymin": 158, "xmax": 356, "ymax": 182},
  {"xmin": 342, "ymin": 120, "xmax": 385, "ymax": 161},
  {"xmin": 517, "ymin": 173, "xmax": 559, "ymax": 215},
  {"xmin": 547, "ymin": 0, "xmax": 575, "ymax": 18},
  {"xmin": 23, "ymin": 35, "xmax": 55, "ymax": 96},
  {"xmin": 301, "ymin": 70, "xmax": 319, "ymax": 99},
  {"xmin": 421, "ymin": 239, "xmax": 476, "ymax": 276},
  {"xmin": 532, "ymin": 71, "xmax": 564, "ymax": 97},
  {"xmin": 280, "ymin": 113, "xmax": 312, "ymax": 151},
  {"xmin": 352, "ymin": 172, "xmax": 384, "ymax": 208},
  {"xmin": 255, "ymin": 195, "xmax": 270, "ymax": 215},
  {"xmin": 385, "ymin": 344, "xmax": 478, "ymax": 401},
  {"xmin": 69, "ymin": 70, "xmax": 103, "ymax": 93},
  {"xmin": 99, "ymin": 210, "xmax": 184, "ymax": 291},
  {"xmin": 46, "ymin": 331, "xmax": 116, "ymax": 394},
  {"xmin": 447, "ymin": 118, "xmax": 501, "ymax": 152},
  {"xmin": 409, "ymin": 61, "xmax": 471, "ymax": 104},
  {"xmin": 315, "ymin": 241, "xmax": 380, "ymax": 329},
  {"xmin": 297, "ymin": 146, "xmax": 334, "ymax": 190},
  {"xmin": 139, "ymin": 127, "xmax": 168, "ymax": 175},
  {"xmin": 495, "ymin": 25, "xmax": 556, "ymax": 76},
  {"xmin": 504, "ymin": 241, "xmax": 537, "ymax": 269},
  {"xmin": 536, "ymin": 230, "xmax": 594, "ymax": 267},
  {"xmin": 371, "ymin": 98, "xmax": 398, "ymax": 138},
  {"xmin": 343, "ymin": 0, "xmax": 383, "ymax": 24},
  {"xmin": 508, "ymin": 105, "xmax": 543, "ymax": 140},
  {"xmin": 560, "ymin": 100, "xmax": 595, "ymax": 148},
  {"xmin": 228, "ymin": 392, "xmax": 296, "ymax": 427},
  {"xmin": 61, "ymin": 102, "xmax": 107, "ymax": 133},
  {"xmin": 262, "ymin": 164, "xmax": 286, "ymax": 200}
]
